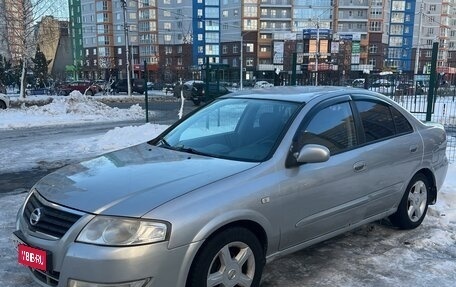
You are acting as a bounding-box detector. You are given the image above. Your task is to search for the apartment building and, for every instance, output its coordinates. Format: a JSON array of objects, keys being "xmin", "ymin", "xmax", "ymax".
[
  {"xmin": 35, "ymin": 16, "xmax": 72, "ymax": 79},
  {"xmin": 0, "ymin": 0, "xmax": 32, "ymax": 66},
  {"xmin": 68, "ymin": 0, "xmax": 455, "ymax": 84},
  {"xmin": 0, "ymin": 0, "xmax": 10, "ymax": 60},
  {"xmin": 412, "ymin": 0, "xmax": 455, "ymax": 76}
]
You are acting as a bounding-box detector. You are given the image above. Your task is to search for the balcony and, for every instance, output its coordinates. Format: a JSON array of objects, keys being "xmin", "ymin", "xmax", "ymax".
[
  {"xmin": 260, "ymin": 0, "xmax": 292, "ymax": 7},
  {"xmin": 338, "ymin": 0, "xmax": 368, "ymax": 9}
]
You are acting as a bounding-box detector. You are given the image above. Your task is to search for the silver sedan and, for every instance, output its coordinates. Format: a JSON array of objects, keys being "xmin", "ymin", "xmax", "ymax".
[{"xmin": 13, "ymin": 86, "xmax": 448, "ymax": 287}]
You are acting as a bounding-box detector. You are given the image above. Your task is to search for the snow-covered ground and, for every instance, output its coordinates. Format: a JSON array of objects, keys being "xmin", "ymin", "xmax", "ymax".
[{"xmin": 0, "ymin": 92, "xmax": 455, "ymax": 286}]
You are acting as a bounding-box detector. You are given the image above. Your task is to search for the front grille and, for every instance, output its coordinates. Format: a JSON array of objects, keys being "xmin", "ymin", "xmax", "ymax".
[
  {"xmin": 23, "ymin": 192, "xmax": 83, "ymax": 238},
  {"xmin": 30, "ymin": 268, "xmax": 60, "ymax": 287}
]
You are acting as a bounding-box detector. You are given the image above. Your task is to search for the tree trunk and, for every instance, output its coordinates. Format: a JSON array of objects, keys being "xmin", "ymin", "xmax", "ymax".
[{"xmin": 19, "ymin": 59, "xmax": 27, "ymax": 99}]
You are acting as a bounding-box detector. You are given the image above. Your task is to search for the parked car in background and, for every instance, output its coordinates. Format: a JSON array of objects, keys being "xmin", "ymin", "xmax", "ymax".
[
  {"xmin": 163, "ymin": 83, "xmax": 174, "ymax": 95},
  {"xmin": 0, "ymin": 93, "xmax": 9, "ymax": 109},
  {"xmin": 111, "ymin": 79, "xmax": 147, "ymax": 94},
  {"xmin": 254, "ymin": 80, "xmax": 274, "ymax": 88},
  {"xmin": 368, "ymin": 79, "xmax": 394, "ymax": 95},
  {"xmin": 190, "ymin": 82, "xmax": 231, "ymax": 105},
  {"xmin": 13, "ymin": 86, "xmax": 448, "ymax": 287},
  {"xmin": 351, "ymin": 78, "xmax": 365, "ymax": 88},
  {"xmin": 57, "ymin": 81, "xmax": 101, "ymax": 96},
  {"xmin": 173, "ymin": 80, "xmax": 204, "ymax": 99}
]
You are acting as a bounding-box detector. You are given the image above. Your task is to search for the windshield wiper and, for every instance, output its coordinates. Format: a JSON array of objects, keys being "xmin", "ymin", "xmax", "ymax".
[
  {"xmin": 173, "ymin": 146, "xmax": 209, "ymax": 156},
  {"xmin": 156, "ymin": 139, "xmax": 209, "ymax": 156},
  {"xmin": 157, "ymin": 138, "xmax": 171, "ymax": 148}
]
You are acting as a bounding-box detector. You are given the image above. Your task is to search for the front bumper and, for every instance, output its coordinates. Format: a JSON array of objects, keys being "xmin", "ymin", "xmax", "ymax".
[{"xmin": 15, "ymin": 196, "xmax": 202, "ymax": 287}]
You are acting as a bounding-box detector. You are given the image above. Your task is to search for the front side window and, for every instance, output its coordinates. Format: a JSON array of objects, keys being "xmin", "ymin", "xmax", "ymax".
[{"xmin": 297, "ymin": 102, "xmax": 357, "ymax": 155}]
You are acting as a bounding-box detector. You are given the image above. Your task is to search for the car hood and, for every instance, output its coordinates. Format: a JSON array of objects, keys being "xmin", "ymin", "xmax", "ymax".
[{"xmin": 34, "ymin": 143, "xmax": 258, "ymax": 217}]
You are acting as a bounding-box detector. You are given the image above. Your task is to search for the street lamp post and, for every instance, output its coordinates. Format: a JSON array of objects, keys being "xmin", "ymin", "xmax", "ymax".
[
  {"xmin": 240, "ymin": 36, "xmax": 244, "ymax": 90},
  {"xmin": 414, "ymin": 3, "xmax": 424, "ymax": 76},
  {"xmin": 240, "ymin": 31, "xmax": 256, "ymax": 90},
  {"xmin": 121, "ymin": 0, "xmax": 132, "ymax": 96},
  {"xmin": 315, "ymin": 19, "xmax": 320, "ymax": 86}
]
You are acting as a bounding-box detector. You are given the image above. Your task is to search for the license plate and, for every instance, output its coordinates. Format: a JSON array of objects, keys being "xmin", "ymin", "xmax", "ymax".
[{"xmin": 12, "ymin": 233, "xmax": 48, "ymax": 271}]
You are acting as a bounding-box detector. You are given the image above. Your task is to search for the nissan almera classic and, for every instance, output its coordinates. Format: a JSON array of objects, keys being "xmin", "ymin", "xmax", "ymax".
[{"xmin": 13, "ymin": 86, "xmax": 448, "ymax": 287}]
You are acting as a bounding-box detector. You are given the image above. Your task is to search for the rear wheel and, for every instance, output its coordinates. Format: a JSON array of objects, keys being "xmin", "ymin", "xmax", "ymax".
[
  {"xmin": 187, "ymin": 227, "xmax": 265, "ymax": 287},
  {"xmin": 85, "ymin": 90, "xmax": 94, "ymax": 96},
  {"xmin": 0, "ymin": 100, "xmax": 6, "ymax": 109},
  {"xmin": 389, "ymin": 173, "xmax": 430, "ymax": 229}
]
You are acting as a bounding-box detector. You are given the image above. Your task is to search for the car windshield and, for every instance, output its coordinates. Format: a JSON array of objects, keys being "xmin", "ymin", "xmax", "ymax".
[{"xmin": 155, "ymin": 98, "xmax": 301, "ymax": 162}]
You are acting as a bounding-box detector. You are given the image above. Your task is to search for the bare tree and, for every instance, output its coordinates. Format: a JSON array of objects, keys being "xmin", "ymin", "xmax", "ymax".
[{"xmin": 0, "ymin": 0, "xmax": 67, "ymax": 98}]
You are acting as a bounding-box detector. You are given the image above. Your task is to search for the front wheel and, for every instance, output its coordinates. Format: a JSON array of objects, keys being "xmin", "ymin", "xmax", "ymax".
[
  {"xmin": 187, "ymin": 227, "xmax": 265, "ymax": 287},
  {"xmin": 389, "ymin": 173, "xmax": 430, "ymax": 229}
]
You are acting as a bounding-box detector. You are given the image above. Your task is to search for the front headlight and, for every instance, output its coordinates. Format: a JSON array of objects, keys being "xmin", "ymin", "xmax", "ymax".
[{"xmin": 77, "ymin": 216, "xmax": 168, "ymax": 246}]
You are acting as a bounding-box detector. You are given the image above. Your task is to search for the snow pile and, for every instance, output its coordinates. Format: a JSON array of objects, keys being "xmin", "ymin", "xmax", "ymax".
[
  {"xmin": 95, "ymin": 123, "xmax": 168, "ymax": 151},
  {"xmin": 0, "ymin": 91, "xmax": 145, "ymax": 129}
]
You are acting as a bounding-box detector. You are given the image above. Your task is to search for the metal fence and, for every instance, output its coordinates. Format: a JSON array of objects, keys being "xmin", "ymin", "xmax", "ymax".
[
  {"xmin": 395, "ymin": 91, "xmax": 456, "ymax": 163},
  {"xmin": 349, "ymin": 74, "xmax": 456, "ymax": 163}
]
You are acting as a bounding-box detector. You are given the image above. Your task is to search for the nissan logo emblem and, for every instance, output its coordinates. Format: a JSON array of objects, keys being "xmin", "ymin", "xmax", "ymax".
[{"xmin": 30, "ymin": 208, "xmax": 42, "ymax": 226}]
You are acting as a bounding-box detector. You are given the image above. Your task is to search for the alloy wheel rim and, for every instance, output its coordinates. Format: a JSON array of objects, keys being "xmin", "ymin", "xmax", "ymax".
[
  {"xmin": 407, "ymin": 180, "xmax": 427, "ymax": 222},
  {"xmin": 207, "ymin": 241, "xmax": 255, "ymax": 287}
]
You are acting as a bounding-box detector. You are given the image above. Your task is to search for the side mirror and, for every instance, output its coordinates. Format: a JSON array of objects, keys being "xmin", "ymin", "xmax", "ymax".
[{"xmin": 294, "ymin": 144, "xmax": 330, "ymax": 164}]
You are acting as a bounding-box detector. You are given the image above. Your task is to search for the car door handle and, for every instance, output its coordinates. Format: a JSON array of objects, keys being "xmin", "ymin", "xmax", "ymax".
[
  {"xmin": 353, "ymin": 161, "xmax": 366, "ymax": 172},
  {"xmin": 410, "ymin": 145, "xmax": 418, "ymax": 153}
]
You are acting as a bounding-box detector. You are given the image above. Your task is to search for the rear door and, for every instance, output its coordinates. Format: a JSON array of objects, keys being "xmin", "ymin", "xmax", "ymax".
[{"xmin": 350, "ymin": 95, "xmax": 422, "ymax": 217}]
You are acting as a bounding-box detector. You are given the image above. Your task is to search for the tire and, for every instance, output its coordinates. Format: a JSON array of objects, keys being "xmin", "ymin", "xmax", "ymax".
[
  {"xmin": 85, "ymin": 90, "xmax": 94, "ymax": 96},
  {"xmin": 187, "ymin": 227, "xmax": 265, "ymax": 287},
  {"xmin": 389, "ymin": 173, "xmax": 430, "ymax": 229},
  {"xmin": 0, "ymin": 100, "xmax": 6, "ymax": 109},
  {"xmin": 192, "ymin": 98, "xmax": 201, "ymax": 106}
]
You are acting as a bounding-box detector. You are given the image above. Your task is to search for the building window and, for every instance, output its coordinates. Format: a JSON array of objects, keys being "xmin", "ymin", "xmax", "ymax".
[
  {"xmin": 369, "ymin": 44, "xmax": 378, "ymax": 53},
  {"xmin": 244, "ymin": 6, "xmax": 257, "ymax": 17},
  {"xmin": 369, "ymin": 21, "xmax": 382, "ymax": 32},
  {"xmin": 391, "ymin": 12, "xmax": 404, "ymax": 23},
  {"xmin": 246, "ymin": 43, "xmax": 254, "ymax": 53},
  {"xmin": 244, "ymin": 19, "xmax": 258, "ymax": 30},
  {"xmin": 392, "ymin": 1, "xmax": 405, "ymax": 11},
  {"xmin": 389, "ymin": 37, "xmax": 403, "ymax": 47},
  {"xmin": 390, "ymin": 24, "xmax": 403, "ymax": 35}
]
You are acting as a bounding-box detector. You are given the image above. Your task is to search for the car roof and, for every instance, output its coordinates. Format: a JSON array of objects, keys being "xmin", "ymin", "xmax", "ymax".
[{"xmin": 223, "ymin": 86, "xmax": 379, "ymax": 103}]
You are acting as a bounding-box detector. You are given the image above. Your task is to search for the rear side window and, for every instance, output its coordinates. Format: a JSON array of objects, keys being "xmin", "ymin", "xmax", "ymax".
[
  {"xmin": 391, "ymin": 107, "xmax": 413, "ymax": 134},
  {"xmin": 355, "ymin": 101, "xmax": 395, "ymax": 143}
]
